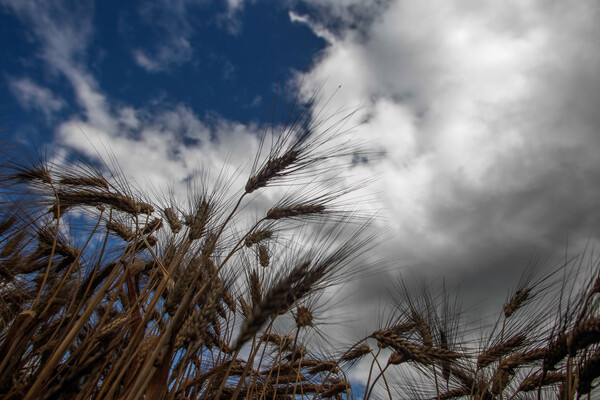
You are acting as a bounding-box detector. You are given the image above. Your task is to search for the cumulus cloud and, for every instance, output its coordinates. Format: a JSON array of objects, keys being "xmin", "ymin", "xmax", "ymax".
[
  {"xmin": 57, "ymin": 104, "xmax": 262, "ymax": 198},
  {"xmin": 7, "ymin": 77, "xmax": 65, "ymax": 121},
  {"xmin": 294, "ymin": 0, "xmax": 600, "ymax": 304}
]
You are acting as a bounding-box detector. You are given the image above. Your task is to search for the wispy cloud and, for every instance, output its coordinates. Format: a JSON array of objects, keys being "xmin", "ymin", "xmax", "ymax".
[
  {"xmin": 132, "ymin": 38, "xmax": 193, "ymax": 73},
  {"xmin": 7, "ymin": 77, "xmax": 65, "ymax": 122},
  {"xmin": 221, "ymin": 0, "xmax": 245, "ymax": 34},
  {"xmin": 245, "ymin": 94, "xmax": 262, "ymax": 109},
  {"xmin": 0, "ymin": 0, "xmax": 94, "ymax": 73},
  {"xmin": 130, "ymin": 0, "xmax": 247, "ymax": 72},
  {"xmin": 289, "ymin": 11, "xmax": 336, "ymax": 44},
  {"xmin": 130, "ymin": 1, "xmax": 200, "ymax": 72},
  {"xmin": 0, "ymin": 0, "xmax": 269, "ymax": 208}
]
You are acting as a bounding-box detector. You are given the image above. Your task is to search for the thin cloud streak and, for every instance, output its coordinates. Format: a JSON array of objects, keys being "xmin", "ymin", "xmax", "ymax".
[
  {"xmin": 131, "ymin": 0, "xmax": 246, "ymax": 72},
  {"xmin": 7, "ymin": 77, "xmax": 66, "ymax": 122}
]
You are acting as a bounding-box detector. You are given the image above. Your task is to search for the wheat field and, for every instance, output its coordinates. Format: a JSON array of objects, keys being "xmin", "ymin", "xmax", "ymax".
[{"xmin": 1, "ymin": 103, "xmax": 600, "ymax": 399}]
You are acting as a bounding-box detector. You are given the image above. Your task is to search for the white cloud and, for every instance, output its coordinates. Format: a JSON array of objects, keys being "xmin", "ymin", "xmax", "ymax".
[
  {"xmin": 131, "ymin": 0, "xmax": 247, "ymax": 71},
  {"xmin": 226, "ymin": 0, "xmax": 244, "ymax": 13},
  {"xmin": 7, "ymin": 77, "xmax": 65, "ymax": 121},
  {"xmin": 292, "ymin": 0, "xmax": 389, "ymax": 34},
  {"xmin": 0, "ymin": 0, "xmax": 110, "ymax": 130},
  {"xmin": 0, "ymin": 0, "xmax": 263, "ymax": 200},
  {"xmin": 289, "ymin": 11, "xmax": 336, "ymax": 44},
  {"xmin": 0, "ymin": 0, "xmax": 94, "ymax": 73},
  {"xmin": 132, "ymin": 38, "xmax": 193, "ymax": 73},
  {"xmin": 132, "ymin": 50, "xmax": 163, "ymax": 73},
  {"xmin": 295, "ymin": 0, "xmax": 600, "ymax": 284},
  {"xmin": 129, "ymin": 1, "xmax": 203, "ymax": 72},
  {"xmin": 245, "ymin": 95, "xmax": 262, "ymax": 108},
  {"xmin": 56, "ymin": 105, "xmax": 261, "ymax": 198}
]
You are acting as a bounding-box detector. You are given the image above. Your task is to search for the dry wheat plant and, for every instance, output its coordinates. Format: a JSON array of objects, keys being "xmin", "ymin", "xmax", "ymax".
[
  {"xmin": 0, "ymin": 95, "xmax": 381, "ymax": 400},
  {"xmin": 2, "ymin": 95, "xmax": 600, "ymax": 400},
  {"xmin": 356, "ymin": 256, "xmax": 600, "ymax": 400}
]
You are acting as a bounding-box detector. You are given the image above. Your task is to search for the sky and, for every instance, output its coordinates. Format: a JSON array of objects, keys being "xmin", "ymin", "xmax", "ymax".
[{"xmin": 2, "ymin": 0, "xmax": 600, "ymax": 390}]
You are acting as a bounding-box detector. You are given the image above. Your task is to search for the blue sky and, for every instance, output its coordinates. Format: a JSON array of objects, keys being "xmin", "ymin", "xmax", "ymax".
[
  {"xmin": 2, "ymin": 0, "xmax": 600, "ymax": 394},
  {"xmin": 0, "ymin": 1, "xmax": 326, "ymax": 134}
]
